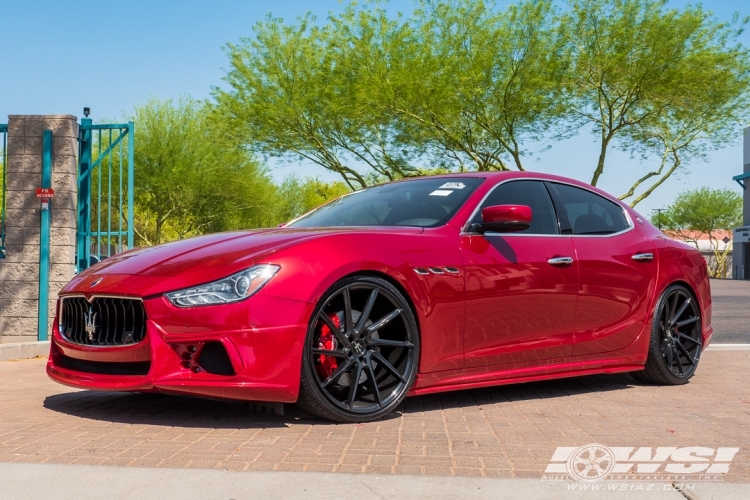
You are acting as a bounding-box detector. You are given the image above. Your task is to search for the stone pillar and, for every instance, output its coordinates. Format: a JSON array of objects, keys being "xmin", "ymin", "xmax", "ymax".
[{"xmin": 0, "ymin": 115, "xmax": 78, "ymax": 343}]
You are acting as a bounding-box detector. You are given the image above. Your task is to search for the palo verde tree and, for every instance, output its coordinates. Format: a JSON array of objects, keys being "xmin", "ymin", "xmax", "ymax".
[
  {"xmin": 653, "ymin": 187, "xmax": 742, "ymax": 278},
  {"xmin": 213, "ymin": 11, "xmax": 416, "ymax": 190},
  {"xmin": 213, "ymin": 0, "xmax": 569, "ymax": 185},
  {"xmin": 214, "ymin": 0, "xmax": 750, "ymax": 204},
  {"xmin": 562, "ymin": 0, "xmax": 750, "ymax": 206},
  {"xmin": 383, "ymin": 0, "xmax": 570, "ymax": 172}
]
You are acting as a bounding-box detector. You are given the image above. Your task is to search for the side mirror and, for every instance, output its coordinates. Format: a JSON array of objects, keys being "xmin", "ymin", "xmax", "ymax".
[{"xmin": 474, "ymin": 204, "xmax": 532, "ymax": 233}]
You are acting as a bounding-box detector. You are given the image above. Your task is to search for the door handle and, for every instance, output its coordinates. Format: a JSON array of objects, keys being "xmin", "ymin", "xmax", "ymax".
[
  {"xmin": 632, "ymin": 253, "xmax": 654, "ymax": 262},
  {"xmin": 548, "ymin": 256, "xmax": 574, "ymax": 266}
]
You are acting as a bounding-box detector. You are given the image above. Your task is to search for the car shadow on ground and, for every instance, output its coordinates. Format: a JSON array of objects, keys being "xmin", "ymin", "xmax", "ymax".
[{"xmin": 43, "ymin": 372, "xmax": 639, "ymax": 429}]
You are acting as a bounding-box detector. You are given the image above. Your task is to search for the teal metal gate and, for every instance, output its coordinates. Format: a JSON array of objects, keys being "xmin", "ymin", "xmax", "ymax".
[
  {"xmin": 77, "ymin": 119, "xmax": 135, "ymax": 271},
  {"xmin": 0, "ymin": 123, "xmax": 7, "ymax": 258}
]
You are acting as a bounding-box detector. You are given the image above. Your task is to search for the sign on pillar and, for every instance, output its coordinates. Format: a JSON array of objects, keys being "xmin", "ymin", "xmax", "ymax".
[{"xmin": 36, "ymin": 188, "xmax": 54, "ymax": 211}]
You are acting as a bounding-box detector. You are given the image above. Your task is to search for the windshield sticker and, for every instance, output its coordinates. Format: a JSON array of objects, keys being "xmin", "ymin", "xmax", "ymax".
[
  {"xmin": 439, "ymin": 182, "xmax": 466, "ymax": 189},
  {"xmin": 429, "ymin": 190, "xmax": 453, "ymax": 196}
]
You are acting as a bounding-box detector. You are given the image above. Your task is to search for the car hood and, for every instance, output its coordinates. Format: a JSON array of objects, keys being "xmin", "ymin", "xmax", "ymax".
[{"xmin": 62, "ymin": 227, "xmax": 423, "ymax": 296}]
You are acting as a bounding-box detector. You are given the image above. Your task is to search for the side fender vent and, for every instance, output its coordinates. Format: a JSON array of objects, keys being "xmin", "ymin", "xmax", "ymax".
[{"xmin": 197, "ymin": 342, "xmax": 235, "ymax": 376}]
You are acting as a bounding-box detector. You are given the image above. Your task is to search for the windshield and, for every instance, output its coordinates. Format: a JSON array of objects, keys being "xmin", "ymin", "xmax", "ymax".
[{"xmin": 288, "ymin": 177, "xmax": 484, "ymax": 228}]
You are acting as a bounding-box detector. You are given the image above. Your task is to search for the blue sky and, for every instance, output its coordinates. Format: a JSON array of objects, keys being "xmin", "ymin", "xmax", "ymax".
[{"xmin": 1, "ymin": 0, "xmax": 748, "ymax": 218}]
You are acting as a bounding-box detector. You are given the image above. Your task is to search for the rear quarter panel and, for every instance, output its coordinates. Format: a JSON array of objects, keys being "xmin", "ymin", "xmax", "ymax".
[{"xmin": 636, "ymin": 220, "xmax": 713, "ymax": 347}]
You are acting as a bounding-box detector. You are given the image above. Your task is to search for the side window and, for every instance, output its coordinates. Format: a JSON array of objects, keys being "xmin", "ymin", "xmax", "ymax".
[
  {"xmin": 550, "ymin": 183, "xmax": 629, "ymax": 235},
  {"xmin": 471, "ymin": 180, "xmax": 559, "ymax": 234}
]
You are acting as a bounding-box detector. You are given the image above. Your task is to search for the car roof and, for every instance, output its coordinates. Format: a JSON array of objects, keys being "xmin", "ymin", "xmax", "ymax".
[{"xmin": 383, "ymin": 171, "xmax": 631, "ymax": 211}]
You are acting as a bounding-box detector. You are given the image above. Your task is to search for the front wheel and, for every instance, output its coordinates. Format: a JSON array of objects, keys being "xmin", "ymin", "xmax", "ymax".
[
  {"xmin": 632, "ymin": 284, "xmax": 702, "ymax": 385},
  {"xmin": 297, "ymin": 275, "xmax": 419, "ymax": 422}
]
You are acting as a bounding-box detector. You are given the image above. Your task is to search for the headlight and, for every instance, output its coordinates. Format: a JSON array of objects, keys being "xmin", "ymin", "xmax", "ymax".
[{"xmin": 166, "ymin": 264, "xmax": 280, "ymax": 307}]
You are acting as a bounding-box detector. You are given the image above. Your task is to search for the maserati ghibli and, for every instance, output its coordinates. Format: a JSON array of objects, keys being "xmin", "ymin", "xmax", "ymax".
[{"xmin": 47, "ymin": 172, "xmax": 711, "ymax": 422}]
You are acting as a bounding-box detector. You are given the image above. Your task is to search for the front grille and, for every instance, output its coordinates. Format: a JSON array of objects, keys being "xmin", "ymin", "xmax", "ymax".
[{"xmin": 59, "ymin": 297, "xmax": 147, "ymax": 346}]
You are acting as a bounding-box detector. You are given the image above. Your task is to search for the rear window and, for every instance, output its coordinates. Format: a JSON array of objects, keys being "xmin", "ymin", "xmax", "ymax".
[{"xmin": 550, "ymin": 183, "xmax": 630, "ymax": 235}]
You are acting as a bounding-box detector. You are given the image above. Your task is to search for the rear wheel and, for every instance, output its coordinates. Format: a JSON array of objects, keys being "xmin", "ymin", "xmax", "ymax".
[
  {"xmin": 297, "ymin": 276, "xmax": 419, "ymax": 422},
  {"xmin": 632, "ymin": 284, "xmax": 702, "ymax": 385}
]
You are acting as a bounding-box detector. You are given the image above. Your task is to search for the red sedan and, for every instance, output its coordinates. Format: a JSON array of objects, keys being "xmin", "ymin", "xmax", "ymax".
[{"xmin": 47, "ymin": 172, "xmax": 712, "ymax": 422}]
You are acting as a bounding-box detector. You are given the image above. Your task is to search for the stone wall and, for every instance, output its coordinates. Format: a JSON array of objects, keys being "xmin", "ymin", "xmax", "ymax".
[{"xmin": 0, "ymin": 115, "xmax": 78, "ymax": 343}]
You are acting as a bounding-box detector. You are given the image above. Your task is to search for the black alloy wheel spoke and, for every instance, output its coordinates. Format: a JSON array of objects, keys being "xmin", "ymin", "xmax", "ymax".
[
  {"xmin": 321, "ymin": 358, "xmax": 355, "ymax": 388},
  {"xmin": 372, "ymin": 351, "xmax": 406, "ymax": 382},
  {"xmin": 355, "ymin": 289, "xmax": 378, "ymax": 335},
  {"xmin": 659, "ymin": 321, "xmax": 668, "ymax": 335},
  {"xmin": 676, "ymin": 316, "xmax": 699, "ymax": 328},
  {"xmin": 671, "ymin": 294, "xmax": 681, "ymax": 322},
  {"xmin": 319, "ymin": 312, "xmax": 350, "ymax": 348},
  {"xmin": 347, "ymin": 361, "xmax": 363, "ymax": 409},
  {"xmin": 343, "ymin": 287, "xmax": 354, "ymax": 335},
  {"xmin": 365, "ymin": 354, "xmax": 381, "ymax": 407},
  {"xmin": 671, "ymin": 298, "xmax": 691, "ymax": 325},
  {"xmin": 675, "ymin": 331, "xmax": 701, "ymax": 345},
  {"xmin": 675, "ymin": 341, "xmax": 696, "ymax": 366},
  {"xmin": 662, "ymin": 297, "xmax": 672, "ymax": 327},
  {"xmin": 674, "ymin": 346, "xmax": 684, "ymax": 375},
  {"xmin": 366, "ymin": 309, "xmax": 403, "ymax": 334},
  {"xmin": 661, "ymin": 342, "xmax": 673, "ymax": 369},
  {"xmin": 312, "ymin": 348, "xmax": 347, "ymax": 358},
  {"xmin": 370, "ymin": 338, "xmax": 413, "ymax": 348}
]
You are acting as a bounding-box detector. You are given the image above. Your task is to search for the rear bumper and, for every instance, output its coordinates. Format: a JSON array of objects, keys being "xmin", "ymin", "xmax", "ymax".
[{"xmin": 47, "ymin": 293, "xmax": 313, "ymax": 403}]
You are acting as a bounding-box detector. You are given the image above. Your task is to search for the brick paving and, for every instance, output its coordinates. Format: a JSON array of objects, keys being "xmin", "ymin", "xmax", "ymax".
[{"xmin": 0, "ymin": 352, "xmax": 748, "ymax": 481}]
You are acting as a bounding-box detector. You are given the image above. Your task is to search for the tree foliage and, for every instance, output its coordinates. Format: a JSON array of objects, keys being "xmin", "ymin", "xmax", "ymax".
[
  {"xmin": 564, "ymin": 0, "xmax": 750, "ymax": 206},
  {"xmin": 654, "ymin": 187, "xmax": 742, "ymax": 277},
  {"xmin": 124, "ymin": 98, "xmax": 348, "ymax": 246},
  {"xmin": 131, "ymin": 98, "xmax": 280, "ymax": 246},
  {"xmin": 275, "ymin": 175, "xmax": 351, "ymax": 223},
  {"xmin": 213, "ymin": 0, "xmax": 750, "ymax": 205}
]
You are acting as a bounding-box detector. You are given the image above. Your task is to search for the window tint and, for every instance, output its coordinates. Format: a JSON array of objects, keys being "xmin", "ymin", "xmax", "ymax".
[
  {"xmin": 470, "ymin": 180, "xmax": 559, "ymax": 234},
  {"xmin": 289, "ymin": 177, "xmax": 483, "ymax": 228},
  {"xmin": 550, "ymin": 183, "xmax": 629, "ymax": 235}
]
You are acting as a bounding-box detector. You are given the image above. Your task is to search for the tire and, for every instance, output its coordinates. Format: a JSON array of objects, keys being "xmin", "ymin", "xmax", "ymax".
[
  {"xmin": 631, "ymin": 283, "xmax": 702, "ymax": 385},
  {"xmin": 296, "ymin": 275, "xmax": 419, "ymax": 423}
]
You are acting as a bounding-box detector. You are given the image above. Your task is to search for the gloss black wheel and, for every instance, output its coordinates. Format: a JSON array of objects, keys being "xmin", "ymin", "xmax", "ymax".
[
  {"xmin": 632, "ymin": 284, "xmax": 702, "ymax": 385},
  {"xmin": 297, "ymin": 276, "xmax": 419, "ymax": 422}
]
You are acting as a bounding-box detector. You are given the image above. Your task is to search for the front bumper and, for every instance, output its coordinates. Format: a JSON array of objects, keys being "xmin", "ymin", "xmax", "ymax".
[{"xmin": 46, "ymin": 292, "xmax": 314, "ymax": 403}]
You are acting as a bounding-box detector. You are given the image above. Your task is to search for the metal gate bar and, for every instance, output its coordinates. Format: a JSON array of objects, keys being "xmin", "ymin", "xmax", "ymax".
[
  {"xmin": 0, "ymin": 123, "xmax": 7, "ymax": 258},
  {"xmin": 77, "ymin": 119, "xmax": 134, "ymax": 271}
]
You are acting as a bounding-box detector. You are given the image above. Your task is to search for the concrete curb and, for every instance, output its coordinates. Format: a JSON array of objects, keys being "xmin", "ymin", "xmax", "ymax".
[
  {"xmin": 0, "ymin": 341, "xmax": 50, "ymax": 362},
  {"xmin": 6, "ymin": 462, "xmax": 746, "ymax": 500},
  {"xmin": 705, "ymin": 343, "xmax": 750, "ymax": 351}
]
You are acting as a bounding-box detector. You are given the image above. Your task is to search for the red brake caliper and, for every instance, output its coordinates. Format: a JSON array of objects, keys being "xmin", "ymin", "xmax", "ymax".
[{"xmin": 315, "ymin": 313, "xmax": 340, "ymax": 380}]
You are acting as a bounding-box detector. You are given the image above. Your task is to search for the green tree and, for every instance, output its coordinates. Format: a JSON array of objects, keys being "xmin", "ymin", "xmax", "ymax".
[
  {"xmin": 213, "ymin": 0, "xmax": 570, "ymax": 186},
  {"xmin": 213, "ymin": 11, "xmax": 414, "ymax": 189},
  {"xmin": 131, "ymin": 98, "xmax": 278, "ymax": 246},
  {"xmin": 213, "ymin": 0, "xmax": 750, "ymax": 205},
  {"xmin": 383, "ymin": 0, "xmax": 570, "ymax": 172},
  {"xmin": 275, "ymin": 175, "xmax": 351, "ymax": 223},
  {"xmin": 562, "ymin": 0, "xmax": 750, "ymax": 206},
  {"xmin": 654, "ymin": 187, "xmax": 742, "ymax": 278}
]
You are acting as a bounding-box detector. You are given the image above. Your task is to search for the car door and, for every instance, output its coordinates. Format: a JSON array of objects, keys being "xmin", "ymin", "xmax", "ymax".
[
  {"xmin": 545, "ymin": 182, "xmax": 657, "ymax": 356},
  {"xmin": 460, "ymin": 180, "xmax": 578, "ymax": 368}
]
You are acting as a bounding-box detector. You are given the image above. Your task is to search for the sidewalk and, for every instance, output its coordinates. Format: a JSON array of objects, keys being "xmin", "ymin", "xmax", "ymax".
[{"xmin": 2, "ymin": 462, "xmax": 749, "ymax": 500}]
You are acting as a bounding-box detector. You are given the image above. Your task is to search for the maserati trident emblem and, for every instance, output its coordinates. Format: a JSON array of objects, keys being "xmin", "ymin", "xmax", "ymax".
[
  {"xmin": 84, "ymin": 307, "xmax": 98, "ymax": 342},
  {"xmin": 90, "ymin": 277, "xmax": 103, "ymax": 287}
]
